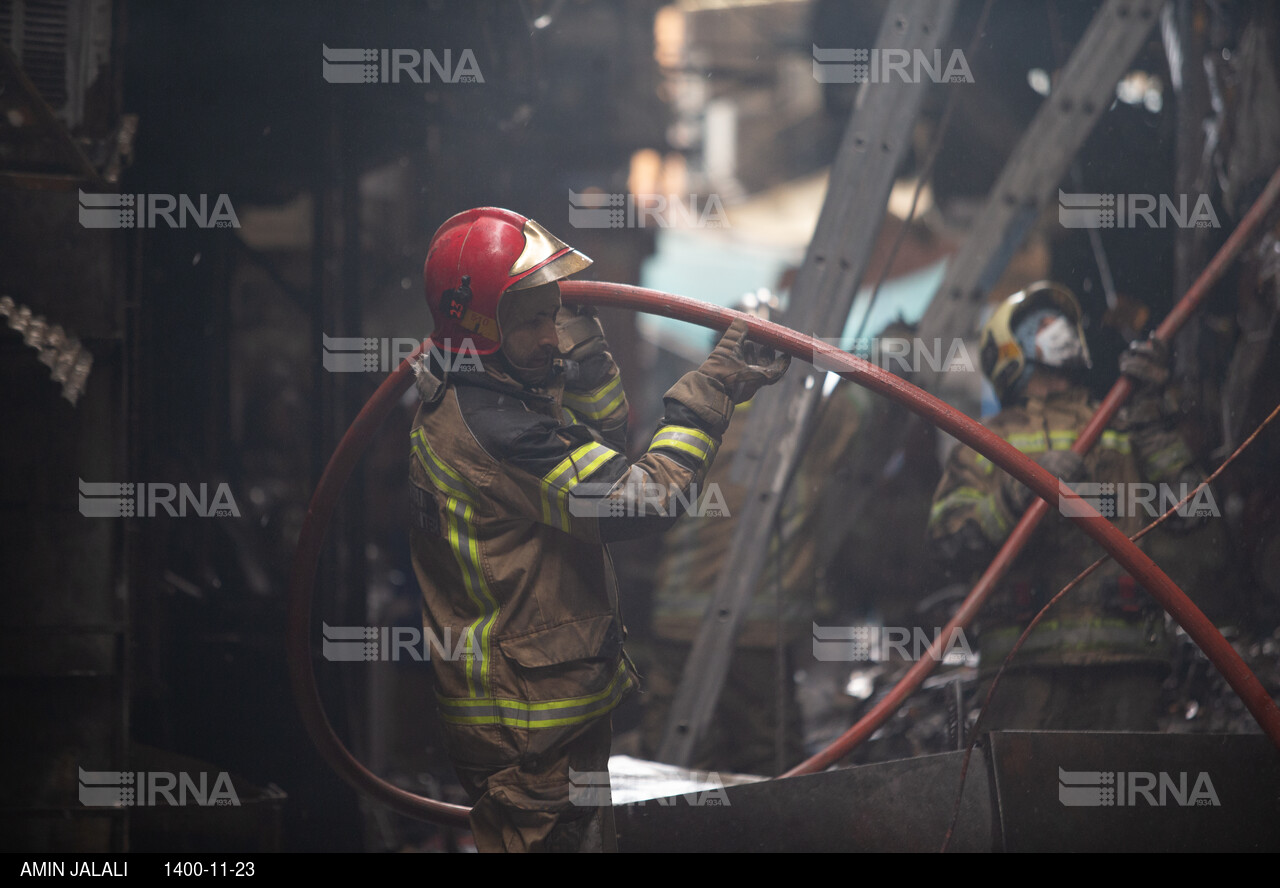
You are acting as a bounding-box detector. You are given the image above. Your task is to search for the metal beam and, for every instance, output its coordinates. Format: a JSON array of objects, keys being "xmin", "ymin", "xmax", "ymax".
[{"xmin": 657, "ymin": 0, "xmax": 962, "ymax": 767}]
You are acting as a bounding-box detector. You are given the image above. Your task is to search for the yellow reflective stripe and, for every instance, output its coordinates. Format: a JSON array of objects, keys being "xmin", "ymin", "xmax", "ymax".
[
  {"xmin": 930, "ymin": 486, "xmax": 1009, "ymax": 541},
  {"xmin": 562, "ymin": 375, "xmax": 625, "ymax": 420},
  {"xmin": 1005, "ymin": 432, "xmax": 1051, "ymax": 451},
  {"xmin": 572, "ymin": 449, "xmax": 617, "ymax": 489},
  {"xmin": 930, "ymin": 487, "xmax": 987, "ymax": 523},
  {"xmin": 976, "ymin": 432, "xmax": 1048, "ymax": 472},
  {"xmin": 438, "ymin": 494, "xmax": 497, "ymax": 698},
  {"xmin": 437, "ymin": 660, "xmax": 633, "ymax": 728},
  {"xmin": 1141, "ymin": 440, "xmax": 1191, "ymax": 481},
  {"xmin": 931, "ymin": 488, "xmax": 971, "ymax": 522},
  {"xmin": 982, "ymin": 493, "xmax": 1011, "ymax": 538},
  {"xmin": 591, "ymin": 387, "xmax": 627, "ymax": 420},
  {"xmin": 539, "ymin": 442, "xmax": 619, "ymax": 531},
  {"xmin": 411, "ymin": 428, "xmax": 494, "ymax": 697},
  {"xmin": 1101, "ymin": 430, "xmax": 1132, "ymax": 454},
  {"xmin": 973, "ymin": 424, "xmax": 1133, "ymax": 474},
  {"xmin": 1049, "ymin": 429, "xmax": 1130, "ymax": 454},
  {"xmin": 649, "ymin": 425, "xmax": 716, "ymax": 463},
  {"xmin": 412, "ymin": 428, "xmax": 478, "ymax": 506}
]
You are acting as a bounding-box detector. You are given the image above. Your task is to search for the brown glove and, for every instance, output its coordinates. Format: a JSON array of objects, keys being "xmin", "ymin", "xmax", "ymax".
[
  {"xmin": 1119, "ymin": 335, "xmax": 1171, "ymax": 426},
  {"xmin": 1119, "ymin": 335, "xmax": 1170, "ymax": 388},
  {"xmin": 1000, "ymin": 449, "xmax": 1087, "ymax": 515},
  {"xmin": 556, "ymin": 306, "xmax": 606, "ymax": 362},
  {"xmin": 556, "ymin": 306, "xmax": 611, "ymax": 391},
  {"xmin": 698, "ymin": 319, "xmax": 790, "ymax": 404}
]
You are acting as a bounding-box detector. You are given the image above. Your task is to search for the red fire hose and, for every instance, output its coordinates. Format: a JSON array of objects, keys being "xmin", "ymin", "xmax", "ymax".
[
  {"xmin": 288, "ymin": 280, "xmax": 1280, "ymax": 827},
  {"xmin": 781, "ymin": 164, "xmax": 1280, "ymax": 777}
]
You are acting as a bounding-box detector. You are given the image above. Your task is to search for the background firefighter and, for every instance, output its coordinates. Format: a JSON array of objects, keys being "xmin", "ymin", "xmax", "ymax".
[
  {"xmin": 408, "ymin": 207, "xmax": 788, "ymax": 851},
  {"xmin": 927, "ymin": 282, "xmax": 1205, "ymax": 731}
]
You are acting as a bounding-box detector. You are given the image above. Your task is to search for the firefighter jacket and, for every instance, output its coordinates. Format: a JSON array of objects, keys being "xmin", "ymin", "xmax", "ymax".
[
  {"xmin": 651, "ymin": 384, "xmax": 862, "ymax": 647},
  {"xmin": 408, "ymin": 336, "xmax": 734, "ymax": 769},
  {"xmin": 927, "ymin": 386, "xmax": 1197, "ymax": 673}
]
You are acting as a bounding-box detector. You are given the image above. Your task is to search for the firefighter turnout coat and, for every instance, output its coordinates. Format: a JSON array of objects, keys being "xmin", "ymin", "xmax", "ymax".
[
  {"xmin": 408, "ymin": 335, "xmax": 733, "ymax": 770},
  {"xmin": 927, "ymin": 386, "xmax": 1198, "ymax": 672}
]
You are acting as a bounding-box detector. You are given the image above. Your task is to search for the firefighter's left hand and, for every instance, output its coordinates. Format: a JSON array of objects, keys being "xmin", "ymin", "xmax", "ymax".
[
  {"xmin": 699, "ymin": 319, "xmax": 790, "ymax": 404},
  {"xmin": 999, "ymin": 449, "xmax": 1086, "ymax": 515}
]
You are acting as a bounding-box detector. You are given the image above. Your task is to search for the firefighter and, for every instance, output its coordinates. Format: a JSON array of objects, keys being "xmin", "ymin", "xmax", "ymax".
[
  {"xmin": 408, "ymin": 207, "xmax": 788, "ymax": 851},
  {"xmin": 927, "ymin": 282, "xmax": 1200, "ymax": 731}
]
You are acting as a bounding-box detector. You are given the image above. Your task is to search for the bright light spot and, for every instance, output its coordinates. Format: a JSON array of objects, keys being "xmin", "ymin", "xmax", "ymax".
[
  {"xmin": 1027, "ymin": 68, "xmax": 1051, "ymax": 96},
  {"xmin": 846, "ymin": 671, "xmax": 875, "ymax": 700},
  {"xmin": 1117, "ymin": 75, "xmax": 1144, "ymax": 104},
  {"xmin": 1117, "ymin": 71, "xmax": 1163, "ymax": 112}
]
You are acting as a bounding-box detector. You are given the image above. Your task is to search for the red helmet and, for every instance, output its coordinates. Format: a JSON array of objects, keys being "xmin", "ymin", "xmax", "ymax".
[{"xmin": 423, "ymin": 207, "xmax": 592, "ymax": 355}]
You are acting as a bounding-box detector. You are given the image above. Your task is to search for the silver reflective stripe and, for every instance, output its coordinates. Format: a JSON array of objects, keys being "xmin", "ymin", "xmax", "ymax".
[
  {"xmin": 412, "ymin": 428, "xmax": 478, "ymax": 506},
  {"xmin": 539, "ymin": 442, "xmax": 619, "ymax": 531},
  {"xmin": 649, "ymin": 425, "xmax": 716, "ymax": 463},
  {"xmin": 562, "ymin": 374, "xmax": 625, "ymax": 420}
]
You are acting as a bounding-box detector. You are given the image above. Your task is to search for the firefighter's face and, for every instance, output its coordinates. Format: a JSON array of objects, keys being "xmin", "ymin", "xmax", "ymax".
[{"xmin": 499, "ymin": 283, "xmax": 562, "ymax": 374}]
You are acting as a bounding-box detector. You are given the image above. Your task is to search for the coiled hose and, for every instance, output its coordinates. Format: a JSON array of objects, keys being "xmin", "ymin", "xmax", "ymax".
[{"xmin": 288, "ymin": 280, "xmax": 1280, "ymax": 826}]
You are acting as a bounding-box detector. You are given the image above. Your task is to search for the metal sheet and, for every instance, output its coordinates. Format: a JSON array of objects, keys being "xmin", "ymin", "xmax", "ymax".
[
  {"xmin": 616, "ymin": 748, "xmax": 993, "ymax": 853},
  {"xmin": 988, "ymin": 731, "xmax": 1280, "ymax": 852}
]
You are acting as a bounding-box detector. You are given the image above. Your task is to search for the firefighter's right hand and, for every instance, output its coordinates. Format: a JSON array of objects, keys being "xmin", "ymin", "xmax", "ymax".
[
  {"xmin": 1119, "ymin": 335, "xmax": 1170, "ymax": 388},
  {"xmin": 1118, "ymin": 335, "xmax": 1170, "ymax": 426},
  {"xmin": 698, "ymin": 319, "xmax": 790, "ymax": 404},
  {"xmin": 999, "ymin": 449, "xmax": 1086, "ymax": 514},
  {"xmin": 556, "ymin": 305, "xmax": 606, "ymax": 364}
]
